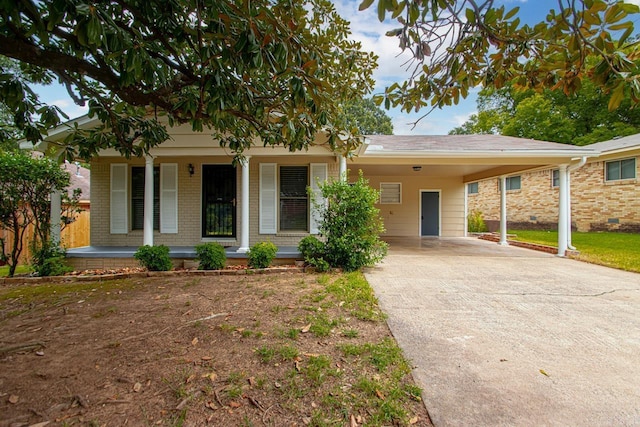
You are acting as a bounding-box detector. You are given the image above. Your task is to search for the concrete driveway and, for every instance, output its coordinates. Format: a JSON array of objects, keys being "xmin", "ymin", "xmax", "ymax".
[{"xmin": 365, "ymin": 237, "xmax": 640, "ymax": 426}]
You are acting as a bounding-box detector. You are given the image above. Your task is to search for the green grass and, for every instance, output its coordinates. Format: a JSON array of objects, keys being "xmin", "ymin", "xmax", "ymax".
[
  {"xmin": 0, "ymin": 279, "xmax": 136, "ymax": 304},
  {"xmin": 0, "ymin": 264, "xmax": 32, "ymax": 277},
  {"xmin": 509, "ymin": 230, "xmax": 640, "ymax": 273}
]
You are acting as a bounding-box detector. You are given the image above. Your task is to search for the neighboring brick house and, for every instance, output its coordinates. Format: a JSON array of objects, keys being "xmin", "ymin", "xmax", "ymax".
[{"xmin": 468, "ymin": 133, "xmax": 640, "ymax": 232}]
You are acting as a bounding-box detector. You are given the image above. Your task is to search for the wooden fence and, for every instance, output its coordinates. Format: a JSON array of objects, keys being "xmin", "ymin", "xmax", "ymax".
[{"xmin": 1, "ymin": 202, "xmax": 90, "ymax": 265}]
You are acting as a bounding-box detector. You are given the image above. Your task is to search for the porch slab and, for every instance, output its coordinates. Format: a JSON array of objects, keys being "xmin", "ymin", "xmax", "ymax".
[
  {"xmin": 65, "ymin": 246, "xmax": 302, "ymax": 271},
  {"xmin": 66, "ymin": 246, "xmax": 301, "ymax": 259}
]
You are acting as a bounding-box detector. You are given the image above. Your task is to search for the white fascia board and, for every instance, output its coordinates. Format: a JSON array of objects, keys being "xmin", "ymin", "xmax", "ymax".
[{"xmin": 360, "ymin": 148, "xmax": 599, "ymax": 159}]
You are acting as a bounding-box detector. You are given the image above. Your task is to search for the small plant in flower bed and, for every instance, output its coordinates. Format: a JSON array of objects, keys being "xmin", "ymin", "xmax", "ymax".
[
  {"xmin": 194, "ymin": 242, "xmax": 226, "ymax": 270},
  {"xmin": 134, "ymin": 245, "xmax": 173, "ymax": 271},
  {"xmin": 298, "ymin": 235, "xmax": 330, "ymax": 272},
  {"xmin": 247, "ymin": 241, "xmax": 277, "ymax": 269}
]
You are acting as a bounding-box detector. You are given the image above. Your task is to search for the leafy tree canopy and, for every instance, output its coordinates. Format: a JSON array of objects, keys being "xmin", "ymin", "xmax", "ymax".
[
  {"xmin": 362, "ymin": 0, "xmax": 640, "ymax": 123},
  {"xmin": 0, "ymin": 0, "xmax": 377, "ymax": 160},
  {"xmin": 341, "ymin": 98, "xmax": 394, "ymax": 135},
  {"xmin": 449, "ymin": 77, "xmax": 640, "ymax": 145}
]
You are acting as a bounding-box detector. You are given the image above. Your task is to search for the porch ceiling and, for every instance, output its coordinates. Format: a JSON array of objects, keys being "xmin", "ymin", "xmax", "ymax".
[{"xmin": 348, "ymin": 163, "xmax": 542, "ymax": 180}]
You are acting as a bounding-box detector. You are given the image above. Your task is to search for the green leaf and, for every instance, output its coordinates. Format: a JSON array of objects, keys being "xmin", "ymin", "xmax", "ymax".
[
  {"xmin": 358, "ymin": 0, "xmax": 375, "ymax": 12},
  {"xmin": 465, "ymin": 8, "xmax": 475, "ymax": 24},
  {"xmin": 608, "ymin": 83, "xmax": 625, "ymax": 111},
  {"xmin": 377, "ymin": 0, "xmax": 387, "ymax": 22},
  {"xmin": 504, "ymin": 7, "xmax": 520, "ymax": 20}
]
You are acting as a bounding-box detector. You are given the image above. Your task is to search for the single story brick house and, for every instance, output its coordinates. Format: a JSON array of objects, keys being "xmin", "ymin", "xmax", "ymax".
[
  {"xmin": 25, "ymin": 116, "xmax": 597, "ymax": 268},
  {"xmin": 468, "ymin": 133, "xmax": 640, "ymax": 233}
]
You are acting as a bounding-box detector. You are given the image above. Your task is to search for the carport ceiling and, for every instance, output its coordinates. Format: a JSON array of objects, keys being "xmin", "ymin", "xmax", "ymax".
[{"xmin": 350, "ymin": 163, "xmax": 537, "ymax": 179}]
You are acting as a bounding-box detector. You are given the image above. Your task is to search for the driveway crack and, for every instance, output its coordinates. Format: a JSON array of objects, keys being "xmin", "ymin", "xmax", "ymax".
[{"xmin": 495, "ymin": 288, "xmax": 640, "ymax": 298}]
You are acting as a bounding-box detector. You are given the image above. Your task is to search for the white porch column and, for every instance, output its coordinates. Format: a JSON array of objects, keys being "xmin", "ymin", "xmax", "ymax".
[
  {"xmin": 338, "ymin": 155, "xmax": 347, "ymax": 181},
  {"xmin": 499, "ymin": 175, "xmax": 508, "ymax": 245},
  {"xmin": 143, "ymin": 155, "xmax": 154, "ymax": 246},
  {"xmin": 557, "ymin": 164, "xmax": 569, "ymax": 257},
  {"xmin": 50, "ymin": 190, "xmax": 61, "ymax": 245},
  {"xmin": 237, "ymin": 156, "xmax": 251, "ymax": 253}
]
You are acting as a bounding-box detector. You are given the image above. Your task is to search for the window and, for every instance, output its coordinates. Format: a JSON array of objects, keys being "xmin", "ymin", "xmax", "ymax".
[
  {"xmin": 499, "ymin": 175, "xmax": 521, "ymax": 191},
  {"xmin": 552, "ymin": 169, "xmax": 559, "ymax": 187},
  {"xmin": 467, "ymin": 182, "xmax": 479, "ymax": 194},
  {"xmin": 132, "ymin": 166, "xmax": 160, "ymax": 230},
  {"xmin": 280, "ymin": 166, "xmax": 308, "ymax": 231},
  {"xmin": 606, "ymin": 158, "xmax": 636, "ymax": 181},
  {"xmin": 380, "ymin": 183, "xmax": 401, "ymax": 204}
]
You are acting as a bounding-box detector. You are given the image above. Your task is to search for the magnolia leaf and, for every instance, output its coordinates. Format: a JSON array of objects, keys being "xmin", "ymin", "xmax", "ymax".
[
  {"xmin": 608, "ymin": 83, "xmax": 625, "ymax": 111},
  {"xmin": 358, "ymin": 0, "xmax": 375, "ymax": 12}
]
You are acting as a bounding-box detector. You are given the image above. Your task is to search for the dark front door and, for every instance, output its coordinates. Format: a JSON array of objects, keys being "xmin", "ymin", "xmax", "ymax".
[
  {"xmin": 202, "ymin": 165, "xmax": 236, "ymax": 237},
  {"xmin": 421, "ymin": 191, "xmax": 439, "ymax": 236}
]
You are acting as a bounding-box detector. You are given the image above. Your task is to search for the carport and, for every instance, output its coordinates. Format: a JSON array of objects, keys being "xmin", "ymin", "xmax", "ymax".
[
  {"xmin": 366, "ymin": 237, "xmax": 640, "ymax": 426},
  {"xmin": 350, "ymin": 135, "xmax": 597, "ymax": 256}
]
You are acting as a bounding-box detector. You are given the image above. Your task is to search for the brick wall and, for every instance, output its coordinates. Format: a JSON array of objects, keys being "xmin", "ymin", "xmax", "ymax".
[{"xmin": 468, "ymin": 155, "xmax": 640, "ymax": 232}]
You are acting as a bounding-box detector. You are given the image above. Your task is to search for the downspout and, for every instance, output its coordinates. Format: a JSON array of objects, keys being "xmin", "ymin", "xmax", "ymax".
[{"xmin": 566, "ymin": 156, "xmax": 588, "ymax": 250}]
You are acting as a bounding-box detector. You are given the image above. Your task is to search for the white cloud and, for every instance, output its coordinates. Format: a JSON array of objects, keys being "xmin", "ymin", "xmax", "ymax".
[{"xmin": 50, "ymin": 98, "xmax": 89, "ymax": 121}]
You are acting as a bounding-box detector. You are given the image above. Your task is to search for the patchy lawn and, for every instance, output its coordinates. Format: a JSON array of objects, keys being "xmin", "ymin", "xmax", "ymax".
[
  {"xmin": 0, "ymin": 271, "xmax": 431, "ymax": 427},
  {"xmin": 509, "ymin": 230, "xmax": 640, "ymax": 273}
]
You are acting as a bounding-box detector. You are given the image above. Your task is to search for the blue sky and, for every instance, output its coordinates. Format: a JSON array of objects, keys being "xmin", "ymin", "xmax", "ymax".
[{"xmin": 34, "ymin": 0, "xmax": 640, "ymax": 135}]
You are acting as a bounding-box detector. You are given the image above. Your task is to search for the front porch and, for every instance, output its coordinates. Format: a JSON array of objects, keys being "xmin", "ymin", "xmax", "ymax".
[{"xmin": 66, "ymin": 245, "xmax": 302, "ymax": 270}]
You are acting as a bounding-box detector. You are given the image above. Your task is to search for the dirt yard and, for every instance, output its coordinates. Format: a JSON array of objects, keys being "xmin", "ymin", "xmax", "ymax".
[{"xmin": 0, "ymin": 270, "xmax": 431, "ymax": 426}]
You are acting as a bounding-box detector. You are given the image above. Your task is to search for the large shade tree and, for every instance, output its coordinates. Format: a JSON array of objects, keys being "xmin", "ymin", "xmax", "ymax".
[
  {"xmin": 0, "ymin": 0, "xmax": 377, "ymax": 159},
  {"xmin": 341, "ymin": 98, "xmax": 394, "ymax": 135},
  {"xmin": 361, "ymin": 0, "xmax": 640, "ymax": 122},
  {"xmin": 449, "ymin": 79, "xmax": 640, "ymax": 145}
]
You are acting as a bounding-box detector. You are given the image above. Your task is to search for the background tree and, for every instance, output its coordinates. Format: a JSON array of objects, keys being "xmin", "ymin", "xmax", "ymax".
[
  {"xmin": 341, "ymin": 98, "xmax": 394, "ymax": 135},
  {"xmin": 450, "ymin": 78, "xmax": 640, "ymax": 144},
  {"xmin": 361, "ymin": 0, "xmax": 640, "ymax": 123},
  {"xmin": 0, "ymin": 0, "xmax": 377, "ymax": 160},
  {"xmin": 0, "ymin": 151, "xmax": 71, "ymax": 277}
]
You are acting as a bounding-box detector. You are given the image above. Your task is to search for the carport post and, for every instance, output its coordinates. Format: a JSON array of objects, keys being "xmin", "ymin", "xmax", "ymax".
[
  {"xmin": 499, "ymin": 175, "xmax": 508, "ymax": 245},
  {"xmin": 557, "ymin": 164, "xmax": 569, "ymax": 257}
]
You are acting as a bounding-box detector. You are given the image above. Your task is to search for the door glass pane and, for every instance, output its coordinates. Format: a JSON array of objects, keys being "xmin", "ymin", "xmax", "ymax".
[{"xmin": 202, "ymin": 165, "xmax": 236, "ymax": 237}]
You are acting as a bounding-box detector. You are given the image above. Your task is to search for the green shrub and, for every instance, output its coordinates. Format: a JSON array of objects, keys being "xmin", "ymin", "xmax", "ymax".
[
  {"xmin": 467, "ymin": 209, "xmax": 488, "ymax": 232},
  {"xmin": 134, "ymin": 245, "xmax": 173, "ymax": 271},
  {"xmin": 308, "ymin": 257, "xmax": 330, "ymax": 272},
  {"xmin": 313, "ymin": 171, "xmax": 388, "ymax": 271},
  {"xmin": 31, "ymin": 242, "xmax": 72, "ymax": 277},
  {"xmin": 298, "ymin": 235, "xmax": 325, "ymax": 260},
  {"xmin": 194, "ymin": 242, "xmax": 226, "ymax": 270},
  {"xmin": 247, "ymin": 241, "xmax": 278, "ymax": 269},
  {"xmin": 298, "ymin": 236, "xmax": 330, "ymax": 271}
]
